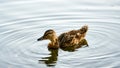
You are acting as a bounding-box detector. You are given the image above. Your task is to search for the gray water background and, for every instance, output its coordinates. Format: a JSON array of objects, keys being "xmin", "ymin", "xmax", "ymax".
[{"xmin": 0, "ymin": 0, "xmax": 120, "ymax": 68}]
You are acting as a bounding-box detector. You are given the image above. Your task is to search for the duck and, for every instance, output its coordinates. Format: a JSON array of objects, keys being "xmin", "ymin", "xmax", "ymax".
[{"xmin": 37, "ymin": 25, "xmax": 88, "ymax": 49}]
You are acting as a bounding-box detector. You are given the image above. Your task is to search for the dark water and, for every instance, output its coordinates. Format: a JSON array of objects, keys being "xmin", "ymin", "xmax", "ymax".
[{"xmin": 0, "ymin": 0, "xmax": 120, "ymax": 68}]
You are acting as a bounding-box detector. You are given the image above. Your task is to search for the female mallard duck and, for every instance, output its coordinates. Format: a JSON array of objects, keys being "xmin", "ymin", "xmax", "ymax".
[{"xmin": 37, "ymin": 25, "xmax": 88, "ymax": 49}]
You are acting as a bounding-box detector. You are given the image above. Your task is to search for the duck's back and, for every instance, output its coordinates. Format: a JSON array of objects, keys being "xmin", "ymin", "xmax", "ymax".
[{"xmin": 58, "ymin": 25, "xmax": 88, "ymax": 47}]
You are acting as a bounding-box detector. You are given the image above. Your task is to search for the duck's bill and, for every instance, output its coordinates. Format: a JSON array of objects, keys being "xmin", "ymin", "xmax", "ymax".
[{"xmin": 37, "ymin": 36, "xmax": 44, "ymax": 41}]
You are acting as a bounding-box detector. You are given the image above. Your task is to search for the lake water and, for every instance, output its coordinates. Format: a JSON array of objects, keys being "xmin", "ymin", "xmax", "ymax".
[{"xmin": 0, "ymin": 0, "xmax": 120, "ymax": 68}]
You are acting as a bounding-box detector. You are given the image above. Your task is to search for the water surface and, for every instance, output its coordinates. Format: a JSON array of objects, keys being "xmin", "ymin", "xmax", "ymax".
[{"xmin": 0, "ymin": 0, "xmax": 120, "ymax": 68}]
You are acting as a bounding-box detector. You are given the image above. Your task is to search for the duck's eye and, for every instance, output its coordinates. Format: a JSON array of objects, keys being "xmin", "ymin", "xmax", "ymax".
[{"xmin": 45, "ymin": 33, "xmax": 51, "ymax": 36}]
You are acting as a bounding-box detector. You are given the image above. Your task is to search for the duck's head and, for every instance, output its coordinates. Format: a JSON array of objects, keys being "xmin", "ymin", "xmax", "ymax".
[
  {"xmin": 37, "ymin": 29, "xmax": 59, "ymax": 48},
  {"xmin": 37, "ymin": 29, "xmax": 57, "ymax": 42}
]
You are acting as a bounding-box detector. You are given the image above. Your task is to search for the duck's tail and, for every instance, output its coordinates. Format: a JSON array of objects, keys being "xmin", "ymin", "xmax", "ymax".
[{"xmin": 79, "ymin": 25, "xmax": 88, "ymax": 34}]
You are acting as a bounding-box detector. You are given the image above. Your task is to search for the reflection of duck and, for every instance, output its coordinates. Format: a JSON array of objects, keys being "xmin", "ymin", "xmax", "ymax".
[
  {"xmin": 38, "ymin": 48, "xmax": 58, "ymax": 67},
  {"xmin": 37, "ymin": 25, "xmax": 88, "ymax": 49}
]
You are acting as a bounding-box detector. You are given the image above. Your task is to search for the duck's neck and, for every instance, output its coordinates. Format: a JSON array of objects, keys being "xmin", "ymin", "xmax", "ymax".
[{"xmin": 48, "ymin": 36, "xmax": 59, "ymax": 48}]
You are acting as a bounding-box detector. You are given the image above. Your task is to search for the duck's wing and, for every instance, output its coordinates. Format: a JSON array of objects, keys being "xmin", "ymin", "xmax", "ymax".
[
  {"xmin": 58, "ymin": 33, "xmax": 66, "ymax": 47},
  {"xmin": 58, "ymin": 33, "xmax": 68, "ymax": 47},
  {"xmin": 58, "ymin": 33, "xmax": 76, "ymax": 47},
  {"xmin": 58, "ymin": 33, "xmax": 66, "ymax": 43}
]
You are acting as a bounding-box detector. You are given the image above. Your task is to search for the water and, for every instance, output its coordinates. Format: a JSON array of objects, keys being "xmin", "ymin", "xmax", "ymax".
[{"xmin": 0, "ymin": 0, "xmax": 120, "ymax": 68}]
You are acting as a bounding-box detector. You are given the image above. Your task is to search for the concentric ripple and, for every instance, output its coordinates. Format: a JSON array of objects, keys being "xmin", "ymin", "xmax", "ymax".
[{"xmin": 0, "ymin": 0, "xmax": 120, "ymax": 68}]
